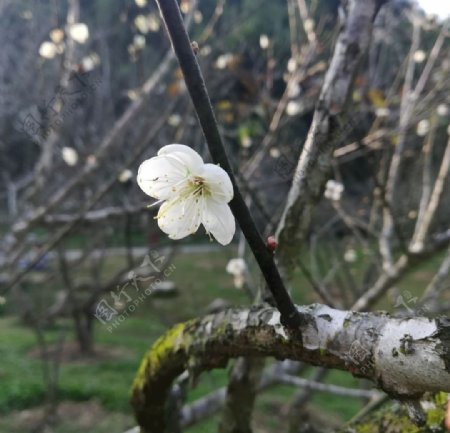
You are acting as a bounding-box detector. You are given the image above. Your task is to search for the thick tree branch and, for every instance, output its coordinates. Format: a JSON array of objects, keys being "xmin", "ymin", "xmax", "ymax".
[
  {"xmin": 130, "ymin": 304, "xmax": 450, "ymax": 432},
  {"xmin": 275, "ymin": 0, "xmax": 387, "ymax": 276}
]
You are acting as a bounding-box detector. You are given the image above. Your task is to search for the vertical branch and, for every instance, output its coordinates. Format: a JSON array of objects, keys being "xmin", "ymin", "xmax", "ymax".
[
  {"xmin": 33, "ymin": 0, "xmax": 80, "ymax": 192},
  {"xmin": 413, "ymin": 117, "xmax": 438, "ymax": 237},
  {"xmin": 378, "ymin": 13, "xmax": 420, "ymax": 273},
  {"xmin": 410, "ymin": 137, "xmax": 450, "ymax": 251},
  {"xmin": 420, "ymin": 246, "xmax": 450, "ymax": 307},
  {"xmin": 218, "ymin": 357, "xmax": 265, "ymax": 433},
  {"xmin": 154, "ymin": 0, "xmax": 303, "ymax": 328},
  {"xmin": 296, "ymin": 0, "xmax": 317, "ymax": 44},
  {"xmin": 288, "ymin": 367, "xmax": 328, "ymax": 433}
]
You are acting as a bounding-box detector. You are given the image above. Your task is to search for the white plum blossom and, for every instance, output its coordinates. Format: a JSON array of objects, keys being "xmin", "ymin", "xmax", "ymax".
[
  {"xmin": 304, "ymin": 18, "xmax": 315, "ymax": 33},
  {"xmin": 194, "ymin": 11, "xmax": 203, "ymax": 24},
  {"xmin": 375, "ymin": 107, "xmax": 390, "ymax": 118},
  {"xmin": 324, "ymin": 180, "xmax": 344, "ymax": 201},
  {"xmin": 344, "ymin": 249, "xmax": 357, "ymax": 263},
  {"xmin": 259, "ymin": 34, "xmax": 270, "ymax": 50},
  {"xmin": 147, "ymin": 14, "xmax": 161, "ymax": 32},
  {"xmin": 413, "ymin": 50, "xmax": 426, "ymax": 63},
  {"xmin": 226, "ymin": 258, "xmax": 247, "ymax": 275},
  {"xmin": 62, "ymin": 147, "xmax": 78, "ymax": 166},
  {"xmin": 287, "ymin": 82, "xmax": 301, "ymax": 98},
  {"xmin": 240, "ymin": 135, "xmax": 252, "ymax": 148},
  {"xmin": 416, "ymin": 119, "xmax": 430, "ymax": 137},
  {"xmin": 118, "ymin": 169, "xmax": 133, "ymax": 183},
  {"xmin": 286, "ymin": 101, "xmax": 302, "ymax": 116},
  {"xmin": 167, "ymin": 114, "xmax": 182, "ymax": 127},
  {"xmin": 133, "ymin": 34, "xmax": 146, "ymax": 50},
  {"xmin": 86, "ymin": 154, "xmax": 97, "ymax": 167},
  {"xmin": 137, "ymin": 144, "xmax": 235, "ymax": 245},
  {"xmin": 81, "ymin": 53, "xmax": 100, "ymax": 72},
  {"xmin": 269, "ymin": 148, "xmax": 281, "ymax": 158},
  {"xmin": 39, "ymin": 41, "xmax": 58, "ymax": 59},
  {"xmin": 49, "ymin": 28, "xmax": 64, "ymax": 44},
  {"xmin": 135, "ymin": 15, "xmax": 149, "ymax": 33},
  {"xmin": 287, "ymin": 57, "xmax": 297, "ymax": 72},
  {"xmin": 68, "ymin": 23, "xmax": 89, "ymax": 44},
  {"xmin": 409, "ymin": 241, "xmax": 424, "ymax": 253},
  {"xmin": 215, "ymin": 53, "xmax": 234, "ymax": 70},
  {"xmin": 200, "ymin": 45, "xmax": 212, "ymax": 56},
  {"xmin": 226, "ymin": 258, "xmax": 247, "ymax": 289},
  {"xmin": 437, "ymin": 104, "xmax": 449, "ymax": 117}
]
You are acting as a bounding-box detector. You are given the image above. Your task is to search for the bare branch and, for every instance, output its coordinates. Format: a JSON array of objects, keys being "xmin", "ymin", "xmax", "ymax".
[
  {"xmin": 43, "ymin": 204, "xmax": 148, "ymax": 225},
  {"xmin": 279, "ymin": 374, "xmax": 382, "ymax": 399},
  {"xmin": 410, "ymin": 137, "xmax": 450, "ymax": 252}
]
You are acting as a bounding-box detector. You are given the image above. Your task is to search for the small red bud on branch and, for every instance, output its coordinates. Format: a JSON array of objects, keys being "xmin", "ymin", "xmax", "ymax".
[{"xmin": 267, "ymin": 236, "xmax": 278, "ymax": 252}]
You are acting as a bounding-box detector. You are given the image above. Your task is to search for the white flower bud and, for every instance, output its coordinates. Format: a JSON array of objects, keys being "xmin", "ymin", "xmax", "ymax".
[
  {"xmin": 324, "ymin": 180, "xmax": 344, "ymax": 201},
  {"xmin": 62, "ymin": 147, "xmax": 78, "ymax": 166},
  {"xmin": 259, "ymin": 34, "xmax": 270, "ymax": 50},
  {"xmin": 416, "ymin": 119, "xmax": 430, "ymax": 137},
  {"xmin": 68, "ymin": 23, "xmax": 89, "ymax": 44},
  {"xmin": 39, "ymin": 41, "xmax": 58, "ymax": 59},
  {"xmin": 413, "ymin": 50, "xmax": 426, "ymax": 63}
]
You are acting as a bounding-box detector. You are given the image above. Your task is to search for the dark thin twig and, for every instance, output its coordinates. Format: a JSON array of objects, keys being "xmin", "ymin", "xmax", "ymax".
[{"xmin": 155, "ymin": 0, "xmax": 303, "ymax": 329}]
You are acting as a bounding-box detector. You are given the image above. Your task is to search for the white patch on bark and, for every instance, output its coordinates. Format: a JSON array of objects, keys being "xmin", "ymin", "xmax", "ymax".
[
  {"xmin": 375, "ymin": 318, "xmax": 450, "ymax": 395},
  {"xmin": 302, "ymin": 305, "xmax": 348, "ymax": 351},
  {"xmin": 267, "ymin": 311, "xmax": 288, "ymax": 339},
  {"xmin": 205, "ymin": 321, "xmax": 212, "ymax": 335},
  {"xmin": 234, "ymin": 310, "xmax": 250, "ymax": 331}
]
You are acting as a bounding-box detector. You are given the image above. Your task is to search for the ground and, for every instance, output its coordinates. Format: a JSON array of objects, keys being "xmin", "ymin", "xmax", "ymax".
[{"xmin": 0, "ymin": 245, "xmax": 446, "ymax": 432}]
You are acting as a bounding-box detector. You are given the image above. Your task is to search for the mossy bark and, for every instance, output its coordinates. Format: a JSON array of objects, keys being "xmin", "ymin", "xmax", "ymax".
[
  {"xmin": 130, "ymin": 305, "xmax": 450, "ymax": 433},
  {"xmin": 339, "ymin": 393, "xmax": 449, "ymax": 433}
]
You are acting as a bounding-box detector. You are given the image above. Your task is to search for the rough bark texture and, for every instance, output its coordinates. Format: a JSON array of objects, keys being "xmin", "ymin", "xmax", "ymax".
[{"xmin": 130, "ymin": 304, "xmax": 450, "ymax": 432}]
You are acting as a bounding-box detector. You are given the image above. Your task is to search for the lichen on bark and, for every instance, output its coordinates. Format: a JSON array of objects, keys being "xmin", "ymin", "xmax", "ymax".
[{"xmin": 340, "ymin": 393, "xmax": 449, "ymax": 433}]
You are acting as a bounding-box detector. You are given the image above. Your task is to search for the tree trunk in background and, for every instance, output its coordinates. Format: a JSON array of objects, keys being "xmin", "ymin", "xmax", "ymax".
[
  {"xmin": 73, "ymin": 309, "xmax": 94, "ymax": 355},
  {"xmin": 218, "ymin": 357, "xmax": 265, "ymax": 433}
]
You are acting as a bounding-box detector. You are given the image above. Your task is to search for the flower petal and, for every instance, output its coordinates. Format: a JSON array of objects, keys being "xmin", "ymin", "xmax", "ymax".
[
  {"xmin": 158, "ymin": 144, "xmax": 204, "ymax": 173},
  {"xmin": 201, "ymin": 163, "xmax": 233, "ymax": 203},
  {"xmin": 201, "ymin": 199, "xmax": 235, "ymax": 245},
  {"xmin": 157, "ymin": 195, "xmax": 202, "ymax": 240},
  {"xmin": 137, "ymin": 156, "xmax": 189, "ymax": 200}
]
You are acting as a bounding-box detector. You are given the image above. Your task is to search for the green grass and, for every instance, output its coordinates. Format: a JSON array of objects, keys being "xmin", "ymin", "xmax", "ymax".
[
  {"xmin": 0, "ymin": 245, "xmax": 446, "ymax": 432},
  {"xmin": 0, "ymin": 249, "xmax": 250, "ymax": 432}
]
